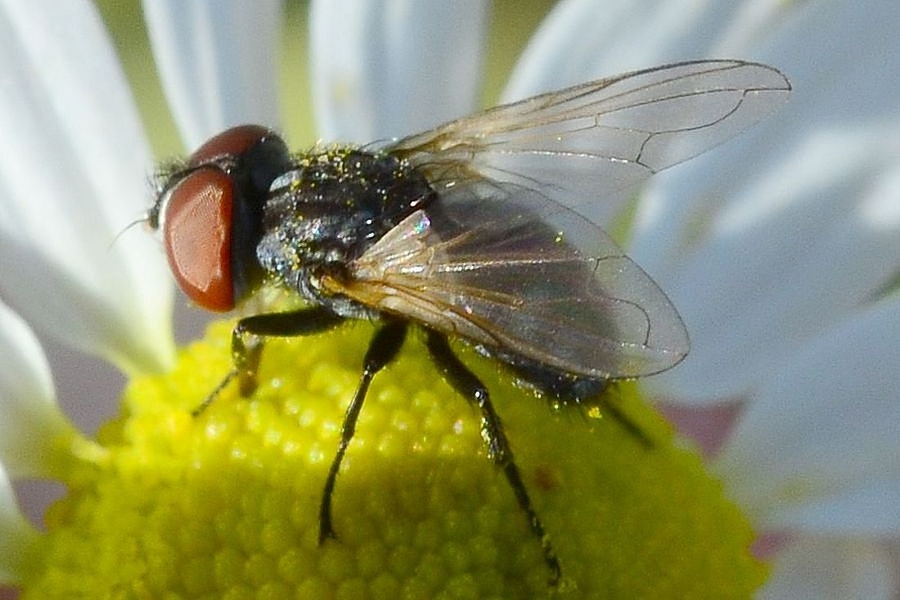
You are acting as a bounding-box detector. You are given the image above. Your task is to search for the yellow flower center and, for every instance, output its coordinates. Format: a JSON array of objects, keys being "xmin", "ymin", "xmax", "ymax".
[{"xmin": 23, "ymin": 320, "xmax": 766, "ymax": 598}]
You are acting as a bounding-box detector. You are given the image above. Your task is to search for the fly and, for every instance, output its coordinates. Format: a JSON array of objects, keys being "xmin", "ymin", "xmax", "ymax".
[{"xmin": 148, "ymin": 60, "xmax": 791, "ymax": 584}]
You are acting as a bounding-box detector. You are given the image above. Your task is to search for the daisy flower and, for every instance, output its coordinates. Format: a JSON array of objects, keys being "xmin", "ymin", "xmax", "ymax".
[
  {"xmin": 499, "ymin": 0, "xmax": 900, "ymax": 597},
  {"xmin": 320, "ymin": 0, "xmax": 900, "ymax": 593},
  {"xmin": 0, "ymin": 0, "xmax": 896, "ymax": 598}
]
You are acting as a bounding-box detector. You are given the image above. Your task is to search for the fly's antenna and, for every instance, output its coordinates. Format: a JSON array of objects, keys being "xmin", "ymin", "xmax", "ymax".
[
  {"xmin": 107, "ymin": 212, "xmax": 152, "ymax": 252},
  {"xmin": 108, "ymin": 169, "xmax": 173, "ymax": 252}
]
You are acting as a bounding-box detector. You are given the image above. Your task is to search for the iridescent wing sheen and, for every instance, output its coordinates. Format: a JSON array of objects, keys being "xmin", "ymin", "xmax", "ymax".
[
  {"xmin": 329, "ymin": 60, "xmax": 790, "ymax": 378},
  {"xmin": 388, "ymin": 60, "xmax": 791, "ymax": 218},
  {"xmin": 325, "ymin": 181, "xmax": 688, "ymax": 378}
]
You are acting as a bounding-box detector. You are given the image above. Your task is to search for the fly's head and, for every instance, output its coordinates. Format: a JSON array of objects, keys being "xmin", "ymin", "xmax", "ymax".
[{"xmin": 150, "ymin": 125, "xmax": 292, "ymax": 312}]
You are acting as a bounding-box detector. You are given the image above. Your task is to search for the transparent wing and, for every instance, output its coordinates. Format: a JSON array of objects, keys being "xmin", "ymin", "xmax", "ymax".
[
  {"xmin": 331, "ymin": 60, "xmax": 789, "ymax": 377},
  {"xmin": 324, "ymin": 182, "xmax": 689, "ymax": 379},
  {"xmin": 388, "ymin": 60, "xmax": 791, "ymax": 214}
]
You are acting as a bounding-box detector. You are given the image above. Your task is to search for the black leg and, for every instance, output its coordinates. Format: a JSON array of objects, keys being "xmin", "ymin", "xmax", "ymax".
[
  {"xmin": 425, "ymin": 331, "xmax": 562, "ymax": 585},
  {"xmin": 593, "ymin": 392, "xmax": 654, "ymax": 448},
  {"xmin": 193, "ymin": 306, "xmax": 345, "ymax": 415},
  {"xmin": 318, "ymin": 321, "xmax": 407, "ymax": 544},
  {"xmin": 497, "ymin": 350, "xmax": 654, "ymax": 447}
]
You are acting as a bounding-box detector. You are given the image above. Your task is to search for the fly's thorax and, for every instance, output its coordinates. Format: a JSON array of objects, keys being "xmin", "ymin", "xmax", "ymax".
[{"xmin": 256, "ymin": 147, "xmax": 436, "ymax": 310}]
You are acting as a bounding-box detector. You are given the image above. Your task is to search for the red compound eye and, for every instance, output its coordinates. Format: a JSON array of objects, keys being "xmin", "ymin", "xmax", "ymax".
[
  {"xmin": 162, "ymin": 167, "xmax": 235, "ymax": 311},
  {"xmin": 189, "ymin": 124, "xmax": 272, "ymax": 167},
  {"xmin": 153, "ymin": 124, "xmax": 286, "ymax": 311}
]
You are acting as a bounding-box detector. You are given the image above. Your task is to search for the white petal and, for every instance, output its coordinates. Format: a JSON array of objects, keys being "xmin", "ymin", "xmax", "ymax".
[
  {"xmin": 503, "ymin": 0, "xmax": 795, "ymax": 100},
  {"xmin": 637, "ymin": 0, "xmax": 900, "ymax": 401},
  {"xmin": 310, "ymin": 0, "xmax": 487, "ymax": 142},
  {"xmin": 0, "ymin": 0, "xmax": 175, "ymax": 375},
  {"xmin": 0, "ymin": 464, "xmax": 40, "ymax": 585},
  {"xmin": 759, "ymin": 536, "xmax": 897, "ymax": 600},
  {"xmin": 0, "ymin": 301, "xmax": 76, "ymax": 478},
  {"xmin": 763, "ymin": 480, "xmax": 900, "ymax": 535},
  {"xmin": 142, "ymin": 0, "xmax": 283, "ymax": 150},
  {"xmin": 714, "ymin": 299, "xmax": 900, "ymax": 532}
]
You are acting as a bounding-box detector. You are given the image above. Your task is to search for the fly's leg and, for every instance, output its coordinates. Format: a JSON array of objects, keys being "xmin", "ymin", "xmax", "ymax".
[
  {"xmin": 501, "ymin": 353, "xmax": 655, "ymax": 448},
  {"xmin": 425, "ymin": 330, "xmax": 562, "ymax": 586},
  {"xmin": 560, "ymin": 379, "xmax": 654, "ymax": 448},
  {"xmin": 592, "ymin": 391, "xmax": 654, "ymax": 448},
  {"xmin": 319, "ymin": 321, "xmax": 407, "ymax": 544},
  {"xmin": 192, "ymin": 306, "xmax": 345, "ymax": 416}
]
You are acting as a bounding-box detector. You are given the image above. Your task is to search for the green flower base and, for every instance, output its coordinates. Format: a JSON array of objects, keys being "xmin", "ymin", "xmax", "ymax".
[{"xmin": 27, "ymin": 320, "xmax": 765, "ymax": 598}]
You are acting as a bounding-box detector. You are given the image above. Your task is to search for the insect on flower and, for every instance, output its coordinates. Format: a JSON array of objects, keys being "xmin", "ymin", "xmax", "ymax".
[{"xmin": 148, "ymin": 60, "xmax": 790, "ymax": 584}]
